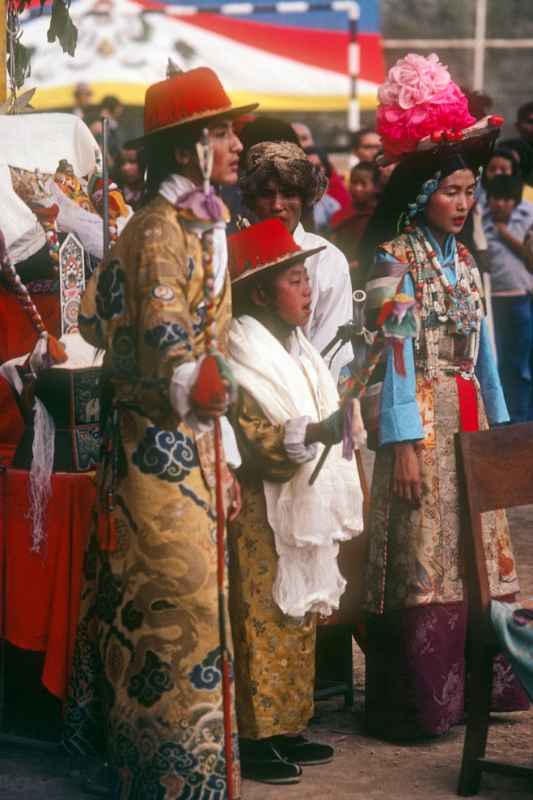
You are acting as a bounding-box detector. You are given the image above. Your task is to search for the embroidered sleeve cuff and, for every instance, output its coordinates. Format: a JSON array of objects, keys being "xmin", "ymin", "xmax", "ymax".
[
  {"xmin": 284, "ymin": 416, "xmax": 319, "ymax": 464},
  {"xmin": 378, "ymin": 401, "xmax": 425, "ymax": 447}
]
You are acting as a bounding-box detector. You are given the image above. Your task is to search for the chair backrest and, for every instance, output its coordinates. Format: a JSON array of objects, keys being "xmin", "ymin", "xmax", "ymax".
[{"xmin": 455, "ymin": 422, "xmax": 533, "ymax": 630}]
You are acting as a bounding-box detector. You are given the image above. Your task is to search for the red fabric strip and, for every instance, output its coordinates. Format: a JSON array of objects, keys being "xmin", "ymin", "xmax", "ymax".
[
  {"xmin": 456, "ymin": 374, "xmax": 479, "ymax": 432},
  {"xmin": 1, "ymin": 468, "xmax": 95, "ymax": 698}
]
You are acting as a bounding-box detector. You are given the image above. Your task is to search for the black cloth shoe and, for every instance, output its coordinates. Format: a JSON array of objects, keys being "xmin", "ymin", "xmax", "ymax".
[
  {"xmin": 239, "ymin": 738, "xmax": 302, "ymax": 785},
  {"xmin": 270, "ymin": 735, "xmax": 335, "ymax": 766}
]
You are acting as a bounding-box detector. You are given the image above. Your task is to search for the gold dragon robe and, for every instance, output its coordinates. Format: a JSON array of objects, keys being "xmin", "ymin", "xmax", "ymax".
[{"xmin": 63, "ymin": 194, "xmax": 239, "ymax": 799}]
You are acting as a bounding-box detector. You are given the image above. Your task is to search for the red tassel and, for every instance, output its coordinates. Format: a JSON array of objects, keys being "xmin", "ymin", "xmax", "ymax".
[
  {"xmin": 47, "ymin": 335, "xmax": 68, "ymax": 365},
  {"xmin": 97, "ymin": 511, "xmax": 118, "ymax": 552},
  {"xmin": 190, "ymin": 354, "xmax": 226, "ymax": 409},
  {"xmin": 392, "ymin": 338, "xmax": 406, "ymax": 376},
  {"xmin": 376, "ymin": 300, "xmax": 394, "ymax": 328}
]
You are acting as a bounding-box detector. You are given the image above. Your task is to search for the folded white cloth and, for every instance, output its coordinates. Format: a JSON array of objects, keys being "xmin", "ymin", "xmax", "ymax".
[
  {"xmin": 0, "ymin": 113, "xmax": 99, "ymax": 177},
  {"xmin": 228, "ymin": 315, "xmax": 364, "ymax": 618}
]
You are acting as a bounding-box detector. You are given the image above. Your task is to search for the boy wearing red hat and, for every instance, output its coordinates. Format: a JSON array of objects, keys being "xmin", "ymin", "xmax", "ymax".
[
  {"xmin": 226, "ymin": 219, "xmax": 364, "ymax": 784},
  {"xmin": 63, "ymin": 67, "xmax": 257, "ymax": 799},
  {"xmin": 239, "ymin": 140, "xmax": 354, "ymax": 386}
]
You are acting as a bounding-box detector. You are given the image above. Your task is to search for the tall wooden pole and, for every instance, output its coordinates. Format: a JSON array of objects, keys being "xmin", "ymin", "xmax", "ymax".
[{"xmin": 0, "ymin": 0, "xmax": 7, "ymax": 104}]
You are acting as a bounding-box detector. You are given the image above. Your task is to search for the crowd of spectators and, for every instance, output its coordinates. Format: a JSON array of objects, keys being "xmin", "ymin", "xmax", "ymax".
[{"xmin": 71, "ymin": 81, "xmax": 533, "ymax": 424}]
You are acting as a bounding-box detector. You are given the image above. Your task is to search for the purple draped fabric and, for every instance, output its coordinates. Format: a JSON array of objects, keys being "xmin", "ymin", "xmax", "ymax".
[{"xmin": 365, "ymin": 601, "xmax": 529, "ymax": 740}]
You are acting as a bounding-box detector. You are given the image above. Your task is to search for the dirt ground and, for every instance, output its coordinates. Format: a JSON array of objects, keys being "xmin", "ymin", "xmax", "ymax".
[{"xmin": 1, "ymin": 506, "xmax": 532, "ymax": 800}]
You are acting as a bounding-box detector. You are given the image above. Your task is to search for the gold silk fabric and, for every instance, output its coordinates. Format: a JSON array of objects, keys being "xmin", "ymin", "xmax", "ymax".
[
  {"xmin": 364, "ymin": 332, "xmax": 519, "ymax": 616},
  {"xmin": 64, "ymin": 194, "xmax": 240, "ymax": 799},
  {"xmin": 229, "ymin": 388, "xmax": 317, "ymax": 739}
]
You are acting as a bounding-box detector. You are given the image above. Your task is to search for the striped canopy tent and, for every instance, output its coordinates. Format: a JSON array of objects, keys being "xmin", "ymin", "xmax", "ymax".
[{"xmin": 19, "ymin": 0, "xmax": 384, "ymax": 115}]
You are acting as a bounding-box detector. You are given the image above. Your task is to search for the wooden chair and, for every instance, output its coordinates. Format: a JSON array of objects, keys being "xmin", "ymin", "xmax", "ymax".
[{"xmin": 456, "ymin": 422, "xmax": 533, "ymax": 796}]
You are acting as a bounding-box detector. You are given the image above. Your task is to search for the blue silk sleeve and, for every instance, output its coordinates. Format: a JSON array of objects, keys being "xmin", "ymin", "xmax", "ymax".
[
  {"xmin": 475, "ymin": 318, "xmax": 510, "ymax": 424},
  {"xmin": 378, "ymin": 272, "xmax": 425, "ymax": 446}
]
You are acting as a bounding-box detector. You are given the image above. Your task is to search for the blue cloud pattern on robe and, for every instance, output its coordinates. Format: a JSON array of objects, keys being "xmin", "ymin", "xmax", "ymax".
[{"xmin": 132, "ymin": 427, "xmax": 197, "ymax": 482}]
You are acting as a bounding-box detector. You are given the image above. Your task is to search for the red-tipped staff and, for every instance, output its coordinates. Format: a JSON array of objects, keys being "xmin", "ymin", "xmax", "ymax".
[{"xmin": 190, "ymin": 129, "xmax": 236, "ymax": 800}]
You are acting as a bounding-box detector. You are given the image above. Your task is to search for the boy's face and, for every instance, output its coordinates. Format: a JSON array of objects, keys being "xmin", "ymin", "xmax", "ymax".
[
  {"xmin": 350, "ymin": 170, "xmax": 376, "ymax": 206},
  {"xmin": 272, "ymin": 261, "xmax": 312, "ymax": 327},
  {"xmin": 488, "ymin": 195, "xmax": 517, "ymax": 223}
]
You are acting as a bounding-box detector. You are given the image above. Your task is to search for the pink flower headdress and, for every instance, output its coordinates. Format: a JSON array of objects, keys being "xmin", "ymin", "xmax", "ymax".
[{"xmin": 377, "ymin": 53, "xmax": 502, "ymax": 163}]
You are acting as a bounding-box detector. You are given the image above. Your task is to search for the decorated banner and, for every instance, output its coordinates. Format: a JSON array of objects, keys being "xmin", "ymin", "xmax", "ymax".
[{"xmin": 20, "ymin": 0, "xmax": 384, "ymax": 111}]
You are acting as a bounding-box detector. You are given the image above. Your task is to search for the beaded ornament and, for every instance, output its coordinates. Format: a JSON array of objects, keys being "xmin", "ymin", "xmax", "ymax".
[{"xmin": 404, "ymin": 226, "xmax": 483, "ymax": 380}]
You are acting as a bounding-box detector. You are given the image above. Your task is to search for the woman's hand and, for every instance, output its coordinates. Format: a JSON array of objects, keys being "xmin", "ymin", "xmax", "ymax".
[{"xmin": 393, "ymin": 441, "xmax": 422, "ymax": 507}]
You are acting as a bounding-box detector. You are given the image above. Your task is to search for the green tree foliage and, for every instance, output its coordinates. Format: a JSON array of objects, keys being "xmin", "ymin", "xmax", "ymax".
[{"xmin": 9, "ymin": 0, "xmax": 78, "ymax": 88}]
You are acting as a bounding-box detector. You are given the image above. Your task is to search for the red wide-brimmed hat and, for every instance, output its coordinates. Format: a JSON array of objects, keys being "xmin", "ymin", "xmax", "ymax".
[
  {"xmin": 228, "ymin": 218, "xmax": 325, "ymax": 284},
  {"xmin": 126, "ymin": 66, "xmax": 258, "ymax": 148}
]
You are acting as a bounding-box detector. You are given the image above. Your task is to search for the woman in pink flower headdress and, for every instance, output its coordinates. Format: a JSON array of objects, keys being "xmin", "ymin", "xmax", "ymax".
[{"xmin": 359, "ymin": 53, "xmax": 529, "ymax": 741}]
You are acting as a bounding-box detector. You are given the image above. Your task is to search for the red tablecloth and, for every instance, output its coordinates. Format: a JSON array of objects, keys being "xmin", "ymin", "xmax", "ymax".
[
  {"xmin": 0, "ymin": 286, "xmax": 61, "ymax": 462},
  {"xmin": 0, "ymin": 467, "xmax": 96, "ymax": 699}
]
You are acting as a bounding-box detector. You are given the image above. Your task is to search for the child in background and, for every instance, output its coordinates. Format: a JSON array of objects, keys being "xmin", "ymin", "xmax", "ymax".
[
  {"xmin": 484, "ymin": 174, "xmax": 533, "ymax": 421},
  {"xmin": 331, "ymin": 161, "xmax": 380, "ymax": 288},
  {"xmin": 112, "ymin": 147, "xmax": 146, "ymax": 211}
]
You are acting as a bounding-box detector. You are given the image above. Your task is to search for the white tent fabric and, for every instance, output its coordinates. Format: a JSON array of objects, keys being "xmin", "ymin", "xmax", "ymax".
[{"xmin": 20, "ymin": 0, "xmax": 379, "ymax": 110}]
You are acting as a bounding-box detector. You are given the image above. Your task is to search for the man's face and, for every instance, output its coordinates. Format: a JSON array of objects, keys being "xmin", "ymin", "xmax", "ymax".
[
  {"xmin": 252, "ymin": 179, "xmax": 303, "ymax": 234},
  {"xmin": 353, "ymin": 132, "xmax": 381, "ymax": 162},
  {"xmin": 517, "ymin": 114, "xmax": 533, "ymax": 145},
  {"xmin": 209, "ymin": 121, "xmax": 243, "ymax": 186},
  {"xmin": 76, "ymin": 90, "xmax": 93, "ymax": 109},
  {"xmin": 486, "ymin": 156, "xmax": 514, "ymax": 180},
  {"xmin": 292, "ymin": 123, "xmax": 314, "ymax": 149},
  {"xmin": 488, "ymin": 195, "xmax": 517, "ymax": 224}
]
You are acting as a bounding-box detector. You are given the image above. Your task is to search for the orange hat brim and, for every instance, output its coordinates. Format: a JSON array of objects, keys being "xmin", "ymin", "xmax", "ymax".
[
  {"xmin": 124, "ymin": 102, "xmax": 259, "ymax": 149},
  {"xmin": 231, "ymin": 244, "xmax": 326, "ymax": 285}
]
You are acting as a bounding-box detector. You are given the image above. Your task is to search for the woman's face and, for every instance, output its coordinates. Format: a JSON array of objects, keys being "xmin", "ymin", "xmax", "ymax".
[
  {"xmin": 272, "ymin": 261, "xmax": 312, "ymax": 327},
  {"xmin": 486, "ymin": 155, "xmax": 514, "ymax": 179},
  {"xmin": 252, "ymin": 179, "xmax": 303, "ymax": 234},
  {"xmin": 208, "ymin": 121, "xmax": 243, "ymax": 185},
  {"xmin": 424, "ymin": 169, "xmax": 476, "ymax": 238}
]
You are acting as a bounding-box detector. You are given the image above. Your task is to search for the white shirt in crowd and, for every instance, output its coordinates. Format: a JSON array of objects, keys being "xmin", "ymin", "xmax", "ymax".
[{"xmin": 293, "ymin": 223, "xmax": 354, "ymax": 384}]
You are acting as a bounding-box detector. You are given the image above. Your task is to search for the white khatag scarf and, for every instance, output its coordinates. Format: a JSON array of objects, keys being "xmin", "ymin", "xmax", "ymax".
[
  {"xmin": 228, "ymin": 316, "xmax": 364, "ymax": 618},
  {"xmin": 159, "ymin": 174, "xmax": 227, "ymax": 297}
]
